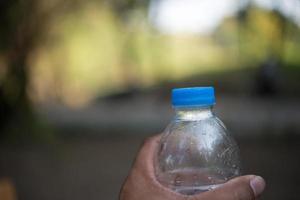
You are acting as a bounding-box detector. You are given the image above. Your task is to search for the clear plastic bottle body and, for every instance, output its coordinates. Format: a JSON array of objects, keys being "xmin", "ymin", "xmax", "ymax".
[{"xmin": 155, "ymin": 106, "xmax": 241, "ymax": 195}]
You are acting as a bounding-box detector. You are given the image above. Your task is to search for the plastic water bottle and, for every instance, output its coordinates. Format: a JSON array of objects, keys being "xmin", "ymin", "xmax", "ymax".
[{"xmin": 155, "ymin": 87, "xmax": 241, "ymax": 195}]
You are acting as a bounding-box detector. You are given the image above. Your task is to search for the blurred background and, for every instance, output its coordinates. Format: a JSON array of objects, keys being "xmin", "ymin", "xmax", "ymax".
[{"xmin": 0, "ymin": 0, "xmax": 300, "ymax": 199}]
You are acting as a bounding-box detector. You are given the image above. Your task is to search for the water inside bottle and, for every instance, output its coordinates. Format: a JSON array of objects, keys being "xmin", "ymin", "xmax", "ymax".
[
  {"xmin": 174, "ymin": 184, "xmax": 223, "ymax": 195},
  {"xmin": 158, "ymin": 167, "xmax": 236, "ymax": 195}
]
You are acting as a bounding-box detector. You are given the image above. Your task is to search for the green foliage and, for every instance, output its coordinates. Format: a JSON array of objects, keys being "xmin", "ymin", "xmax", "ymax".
[{"xmin": 217, "ymin": 6, "xmax": 300, "ymax": 66}]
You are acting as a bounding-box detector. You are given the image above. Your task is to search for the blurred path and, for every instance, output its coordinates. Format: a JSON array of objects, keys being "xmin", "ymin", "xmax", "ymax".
[{"xmin": 39, "ymin": 95, "xmax": 300, "ymax": 137}]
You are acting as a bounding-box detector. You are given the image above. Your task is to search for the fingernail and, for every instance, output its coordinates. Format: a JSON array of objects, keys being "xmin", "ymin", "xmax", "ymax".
[{"xmin": 250, "ymin": 176, "xmax": 266, "ymax": 197}]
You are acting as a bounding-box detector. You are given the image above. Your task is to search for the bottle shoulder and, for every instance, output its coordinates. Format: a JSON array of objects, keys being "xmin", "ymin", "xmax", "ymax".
[{"xmin": 162, "ymin": 115, "xmax": 234, "ymax": 144}]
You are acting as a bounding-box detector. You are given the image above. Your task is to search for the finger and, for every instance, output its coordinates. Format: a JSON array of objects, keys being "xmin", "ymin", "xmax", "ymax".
[
  {"xmin": 194, "ymin": 175, "xmax": 266, "ymax": 200},
  {"xmin": 131, "ymin": 134, "xmax": 171, "ymax": 192},
  {"xmin": 121, "ymin": 134, "xmax": 185, "ymax": 200},
  {"xmin": 133, "ymin": 134, "xmax": 161, "ymax": 175}
]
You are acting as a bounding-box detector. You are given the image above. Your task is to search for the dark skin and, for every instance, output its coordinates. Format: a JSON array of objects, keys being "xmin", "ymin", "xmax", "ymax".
[{"xmin": 120, "ymin": 135, "xmax": 266, "ymax": 200}]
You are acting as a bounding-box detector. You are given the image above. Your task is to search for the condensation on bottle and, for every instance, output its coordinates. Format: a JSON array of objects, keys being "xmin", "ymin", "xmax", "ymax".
[{"xmin": 155, "ymin": 87, "xmax": 241, "ymax": 195}]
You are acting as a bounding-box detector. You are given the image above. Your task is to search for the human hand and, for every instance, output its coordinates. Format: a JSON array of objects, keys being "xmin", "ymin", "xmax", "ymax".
[{"xmin": 120, "ymin": 135, "xmax": 266, "ymax": 200}]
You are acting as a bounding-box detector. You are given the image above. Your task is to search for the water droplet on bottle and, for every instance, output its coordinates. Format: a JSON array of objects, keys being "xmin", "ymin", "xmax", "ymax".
[
  {"xmin": 186, "ymin": 148, "xmax": 191, "ymax": 154},
  {"xmin": 174, "ymin": 175, "xmax": 182, "ymax": 186}
]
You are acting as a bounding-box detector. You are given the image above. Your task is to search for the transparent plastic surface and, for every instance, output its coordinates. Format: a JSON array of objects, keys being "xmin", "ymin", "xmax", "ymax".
[{"xmin": 155, "ymin": 106, "xmax": 241, "ymax": 195}]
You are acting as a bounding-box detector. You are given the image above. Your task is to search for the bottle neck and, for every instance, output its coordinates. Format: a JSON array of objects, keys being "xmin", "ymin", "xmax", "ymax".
[{"xmin": 174, "ymin": 106, "xmax": 213, "ymax": 121}]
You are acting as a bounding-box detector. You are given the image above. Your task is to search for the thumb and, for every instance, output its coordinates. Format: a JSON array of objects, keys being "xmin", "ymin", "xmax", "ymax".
[{"xmin": 196, "ymin": 175, "xmax": 266, "ymax": 200}]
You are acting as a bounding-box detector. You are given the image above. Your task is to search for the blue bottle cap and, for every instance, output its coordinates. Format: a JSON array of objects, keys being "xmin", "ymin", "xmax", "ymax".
[{"xmin": 172, "ymin": 87, "xmax": 215, "ymax": 107}]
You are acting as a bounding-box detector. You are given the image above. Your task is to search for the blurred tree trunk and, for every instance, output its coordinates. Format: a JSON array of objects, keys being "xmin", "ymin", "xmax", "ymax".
[
  {"xmin": 0, "ymin": 1, "xmax": 32, "ymax": 134},
  {"xmin": 0, "ymin": 49, "xmax": 33, "ymax": 131},
  {"xmin": 0, "ymin": 0, "xmax": 71, "ymax": 138}
]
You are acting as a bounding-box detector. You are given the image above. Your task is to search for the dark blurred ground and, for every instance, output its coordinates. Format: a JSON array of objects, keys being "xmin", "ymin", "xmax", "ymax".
[
  {"xmin": 1, "ymin": 134, "xmax": 300, "ymax": 200},
  {"xmin": 0, "ymin": 93, "xmax": 300, "ymax": 200}
]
